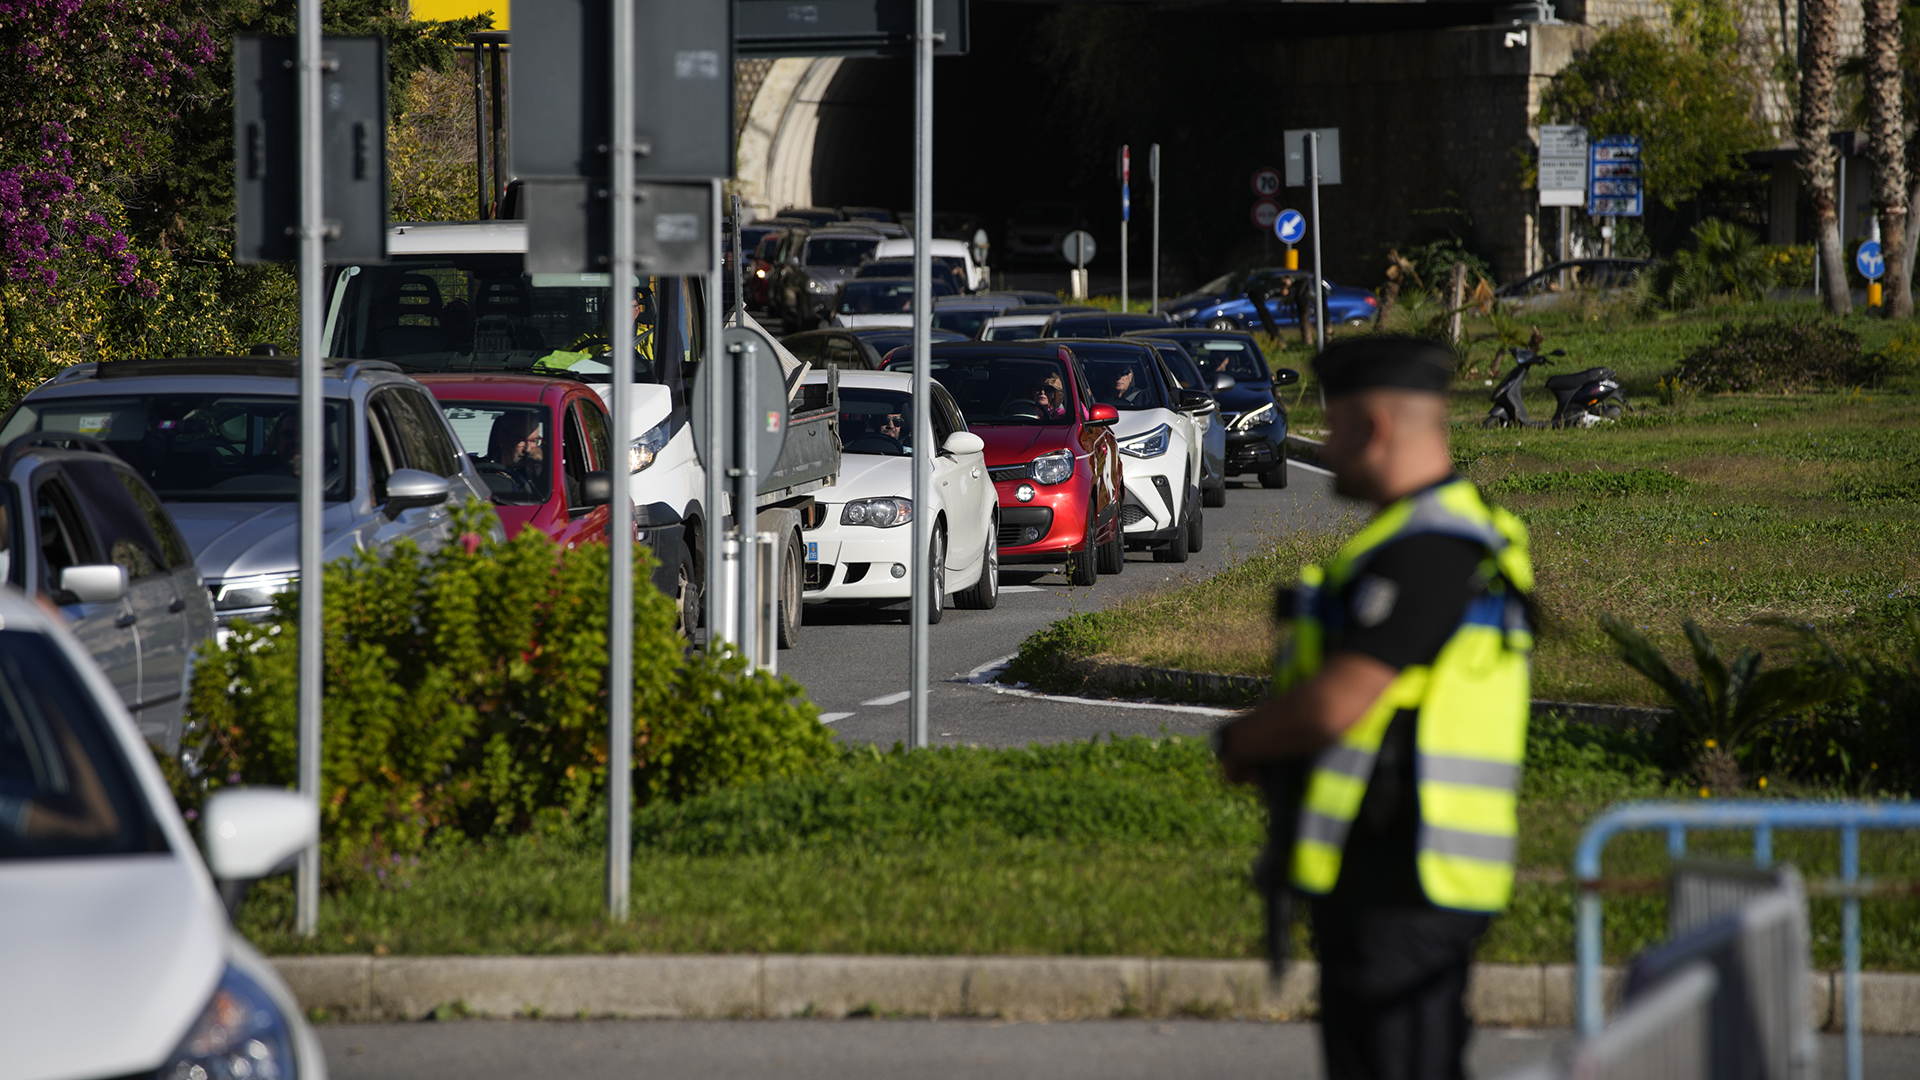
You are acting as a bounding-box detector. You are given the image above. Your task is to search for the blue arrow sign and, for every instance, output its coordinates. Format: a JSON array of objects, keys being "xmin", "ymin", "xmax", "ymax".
[
  {"xmin": 1275, "ymin": 208, "xmax": 1306, "ymax": 244},
  {"xmin": 1857, "ymin": 240, "xmax": 1884, "ymax": 281}
]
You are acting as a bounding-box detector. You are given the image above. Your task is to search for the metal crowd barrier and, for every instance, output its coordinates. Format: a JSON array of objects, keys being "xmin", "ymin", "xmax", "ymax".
[
  {"xmin": 1575, "ymin": 801, "xmax": 1920, "ymax": 1080},
  {"xmin": 1490, "ymin": 963, "xmax": 1719, "ymax": 1080}
]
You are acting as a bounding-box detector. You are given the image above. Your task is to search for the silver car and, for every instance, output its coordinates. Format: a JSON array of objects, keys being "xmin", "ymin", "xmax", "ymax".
[
  {"xmin": 0, "ymin": 433, "xmax": 216, "ymax": 753},
  {"xmin": 0, "ymin": 355, "xmax": 496, "ymax": 631}
]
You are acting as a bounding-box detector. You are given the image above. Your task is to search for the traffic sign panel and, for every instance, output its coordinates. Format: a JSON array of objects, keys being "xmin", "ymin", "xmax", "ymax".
[
  {"xmin": 1857, "ymin": 240, "xmax": 1885, "ymax": 281},
  {"xmin": 1538, "ymin": 124, "xmax": 1587, "ymax": 207},
  {"xmin": 1251, "ymin": 199, "xmax": 1280, "ymax": 230},
  {"xmin": 1588, "ymin": 134, "xmax": 1643, "ymax": 217},
  {"xmin": 1061, "ymin": 229, "xmax": 1097, "ymax": 267},
  {"xmin": 1251, "ymin": 167, "xmax": 1282, "ymax": 197},
  {"xmin": 1274, "ymin": 208, "xmax": 1306, "ymax": 244}
]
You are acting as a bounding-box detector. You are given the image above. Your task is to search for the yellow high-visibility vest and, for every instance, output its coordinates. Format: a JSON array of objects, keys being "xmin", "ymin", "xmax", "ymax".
[{"xmin": 1276, "ymin": 477, "xmax": 1534, "ymax": 912}]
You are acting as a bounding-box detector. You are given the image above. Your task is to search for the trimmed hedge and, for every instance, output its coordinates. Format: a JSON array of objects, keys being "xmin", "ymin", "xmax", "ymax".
[{"xmin": 181, "ymin": 503, "xmax": 831, "ymax": 880}]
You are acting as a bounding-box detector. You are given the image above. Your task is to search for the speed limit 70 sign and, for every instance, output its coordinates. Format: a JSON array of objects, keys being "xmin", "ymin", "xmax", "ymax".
[{"xmin": 1251, "ymin": 167, "xmax": 1282, "ymax": 198}]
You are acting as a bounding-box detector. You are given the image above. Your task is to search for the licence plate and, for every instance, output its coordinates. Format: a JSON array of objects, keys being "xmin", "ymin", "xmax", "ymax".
[{"xmin": 806, "ymin": 541, "xmax": 819, "ymax": 563}]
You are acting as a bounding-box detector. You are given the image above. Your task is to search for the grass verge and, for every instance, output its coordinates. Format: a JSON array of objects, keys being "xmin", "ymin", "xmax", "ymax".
[
  {"xmin": 1010, "ymin": 301, "xmax": 1920, "ymax": 706},
  {"xmin": 239, "ymin": 723, "xmax": 1920, "ymax": 969}
]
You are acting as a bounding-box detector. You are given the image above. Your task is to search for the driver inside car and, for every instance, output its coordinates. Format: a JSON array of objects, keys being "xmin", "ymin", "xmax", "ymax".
[{"xmin": 482, "ymin": 412, "xmax": 546, "ymax": 495}]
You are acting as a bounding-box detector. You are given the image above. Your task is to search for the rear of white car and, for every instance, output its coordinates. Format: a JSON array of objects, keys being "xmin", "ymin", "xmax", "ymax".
[{"xmin": 871, "ymin": 238, "xmax": 986, "ymax": 292}]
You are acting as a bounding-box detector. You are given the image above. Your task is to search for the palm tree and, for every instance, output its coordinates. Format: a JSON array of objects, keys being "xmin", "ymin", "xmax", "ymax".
[
  {"xmin": 1796, "ymin": 0, "xmax": 1853, "ymax": 314},
  {"xmin": 1599, "ymin": 616, "xmax": 1848, "ymax": 782},
  {"xmin": 1864, "ymin": 0, "xmax": 1913, "ymax": 318}
]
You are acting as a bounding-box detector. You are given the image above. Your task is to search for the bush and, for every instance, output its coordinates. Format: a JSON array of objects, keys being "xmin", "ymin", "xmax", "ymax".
[
  {"xmin": 1669, "ymin": 219, "xmax": 1776, "ymax": 309},
  {"xmin": 1668, "ymin": 318, "xmax": 1865, "ymax": 393},
  {"xmin": 182, "ymin": 503, "xmax": 831, "ymax": 878}
]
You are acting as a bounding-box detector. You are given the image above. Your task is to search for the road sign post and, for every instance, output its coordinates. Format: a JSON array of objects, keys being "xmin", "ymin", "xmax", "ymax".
[
  {"xmin": 1538, "ymin": 125, "xmax": 1587, "ymax": 291},
  {"xmin": 1284, "ymin": 130, "xmax": 1338, "ymax": 351},
  {"xmin": 1119, "ymin": 145, "xmax": 1130, "ymax": 313},
  {"xmin": 909, "ymin": 0, "xmax": 934, "ymax": 751},
  {"xmin": 1062, "ymin": 229, "xmax": 1095, "ymax": 299},
  {"xmin": 293, "ymin": 0, "xmax": 324, "ymax": 942},
  {"xmin": 1858, "ymin": 239, "xmax": 1885, "ymax": 306},
  {"xmin": 1149, "ymin": 144, "xmax": 1160, "ymax": 314},
  {"xmin": 1275, "ymin": 209, "xmax": 1305, "ymax": 271}
]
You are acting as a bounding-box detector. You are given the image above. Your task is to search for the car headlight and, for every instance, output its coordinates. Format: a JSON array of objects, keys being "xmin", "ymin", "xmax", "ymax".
[
  {"xmin": 1028, "ymin": 449, "xmax": 1074, "ymax": 486},
  {"xmin": 212, "ymin": 575, "xmax": 297, "ymax": 612},
  {"xmin": 1118, "ymin": 423, "xmax": 1172, "ymax": 458},
  {"xmin": 807, "ymin": 278, "xmax": 833, "ymax": 294},
  {"xmin": 160, "ymin": 964, "xmax": 300, "ymax": 1080},
  {"xmin": 1172, "ymin": 308, "xmax": 1198, "ymax": 322},
  {"xmin": 1230, "ymin": 403, "xmax": 1277, "ymax": 432},
  {"xmin": 841, "ymin": 497, "xmax": 913, "ymax": 527},
  {"xmin": 630, "ymin": 416, "xmax": 671, "ymax": 472}
]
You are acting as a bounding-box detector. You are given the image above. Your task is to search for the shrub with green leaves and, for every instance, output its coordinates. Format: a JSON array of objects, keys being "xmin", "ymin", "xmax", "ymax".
[
  {"xmin": 1669, "ymin": 318, "xmax": 1865, "ymax": 393},
  {"xmin": 183, "ymin": 503, "xmax": 831, "ymax": 878}
]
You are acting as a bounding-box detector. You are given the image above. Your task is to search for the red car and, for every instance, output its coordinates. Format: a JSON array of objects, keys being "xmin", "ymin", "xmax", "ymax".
[
  {"xmin": 416, "ymin": 374, "xmax": 614, "ymax": 547},
  {"xmin": 884, "ymin": 341, "xmax": 1123, "ymax": 584}
]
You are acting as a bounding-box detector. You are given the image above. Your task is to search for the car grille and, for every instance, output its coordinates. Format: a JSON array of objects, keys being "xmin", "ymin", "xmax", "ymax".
[
  {"xmin": 998, "ymin": 506, "xmax": 1053, "ymax": 547},
  {"xmin": 1119, "ymin": 503, "xmax": 1150, "ymax": 526},
  {"xmin": 988, "ymin": 466, "xmax": 1027, "ymax": 483},
  {"xmin": 804, "ymin": 563, "xmax": 834, "ymax": 591}
]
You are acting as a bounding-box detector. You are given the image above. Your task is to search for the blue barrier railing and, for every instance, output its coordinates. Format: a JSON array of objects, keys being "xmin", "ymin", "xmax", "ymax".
[{"xmin": 1575, "ymin": 800, "xmax": 1920, "ymax": 1080}]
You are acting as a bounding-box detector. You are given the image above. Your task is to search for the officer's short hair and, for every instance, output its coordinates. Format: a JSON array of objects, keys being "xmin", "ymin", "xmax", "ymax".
[{"xmin": 1312, "ymin": 336, "xmax": 1454, "ymax": 398}]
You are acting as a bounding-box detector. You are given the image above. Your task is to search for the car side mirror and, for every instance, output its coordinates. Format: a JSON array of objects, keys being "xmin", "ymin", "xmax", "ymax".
[
  {"xmin": 580, "ymin": 470, "xmax": 613, "ymax": 507},
  {"xmin": 58, "ymin": 564, "xmax": 128, "ymax": 604},
  {"xmin": 943, "ymin": 431, "xmax": 985, "ymax": 456},
  {"xmin": 1212, "ymin": 372, "xmax": 1237, "ymax": 393},
  {"xmin": 1087, "ymin": 404, "xmax": 1120, "ymax": 427},
  {"xmin": 383, "ymin": 468, "xmax": 452, "ymax": 519},
  {"xmin": 202, "ymin": 787, "xmax": 317, "ymax": 917},
  {"xmin": 1178, "ymin": 389, "xmax": 1216, "ymax": 414},
  {"xmin": 1273, "ymin": 368, "xmax": 1301, "ymax": 387}
]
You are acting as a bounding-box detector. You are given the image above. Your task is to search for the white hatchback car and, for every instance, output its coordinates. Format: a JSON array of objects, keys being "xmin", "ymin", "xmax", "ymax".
[
  {"xmin": 798, "ymin": 371, "xmax": 997, "ymax": 622},
  {"xmin": 0, "ymin": 587, "xmax": 326, "ymax": 1080},
  {"xmin": 1059, "ymin": 339, "xmax": 1210, "ymax": 562}
]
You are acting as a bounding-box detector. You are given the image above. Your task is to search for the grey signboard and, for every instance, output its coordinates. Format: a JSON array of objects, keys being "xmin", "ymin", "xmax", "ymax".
[
  {"xmin": 1538, "ymin": 124, "xmax": 1588, "ymax": 206},
  {"xmin": 736, "ymin": 0, "xmax": 968, "ymax": 57},
  {"xmin": 1283, "ymin": 129, "xmax": 1341, "ymax": 187}
]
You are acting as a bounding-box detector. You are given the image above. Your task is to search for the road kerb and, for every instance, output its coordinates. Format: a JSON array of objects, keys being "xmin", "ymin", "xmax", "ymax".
[{"xmin": 271, "ymin": 954, "xmax": 1903, "ymax": 1031}]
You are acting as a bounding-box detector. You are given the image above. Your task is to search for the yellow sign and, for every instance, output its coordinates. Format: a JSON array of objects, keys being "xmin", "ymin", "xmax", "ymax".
[{"xmin": 409, "ymin": 0, "xmax": 506, "ymax": 30}]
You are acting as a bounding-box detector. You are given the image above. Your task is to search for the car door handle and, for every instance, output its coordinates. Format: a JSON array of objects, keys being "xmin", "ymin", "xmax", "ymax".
[
  {"xmin": 115, "ymin": 612, "xmax": 138, "ymax": 628},
  {"xmin": 168, "ymin": 598, "xmax": 187, "ymax": 613}
]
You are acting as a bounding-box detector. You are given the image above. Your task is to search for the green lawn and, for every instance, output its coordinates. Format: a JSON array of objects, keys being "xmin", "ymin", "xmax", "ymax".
[
  {"xmin": 1008, "ymin": 301, "xmax": 1920, "ymax": 706},
  {"xmin": 240, "ymin": 725, "xmax": 1920, "ymax": 970}
]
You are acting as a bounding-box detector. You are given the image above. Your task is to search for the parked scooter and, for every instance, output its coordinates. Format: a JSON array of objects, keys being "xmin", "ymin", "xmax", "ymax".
[{"xmin": 1483, "ymin": 348, "xmax": 1629, "ymax": 429}]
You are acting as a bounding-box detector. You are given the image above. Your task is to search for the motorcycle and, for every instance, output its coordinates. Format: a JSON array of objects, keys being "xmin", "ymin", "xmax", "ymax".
[{"xmin": 1483, "ymin": 348, "xmax": 1629, "ymax": 429}]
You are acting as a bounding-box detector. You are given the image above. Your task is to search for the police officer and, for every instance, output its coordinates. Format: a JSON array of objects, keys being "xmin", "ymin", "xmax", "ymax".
[{"xmin": 1215, "ymin": 336, "xmax": 1534, "ymax": 1080}]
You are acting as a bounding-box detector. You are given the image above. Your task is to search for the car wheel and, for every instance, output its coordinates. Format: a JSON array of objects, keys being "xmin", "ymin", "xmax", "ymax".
[
  {"xmin": 1206, "ymin": 317, "xmax": 1239, "ymax": 331},
  {"xmin": 1096, "ymin": 517, "xmax": 1125, "ymax": 575},
  {"xmin": 1187, "ymin": 503, "xmax": 1204, "ymax": 553},
  {"xmin": 1155, "ymin": 511, "xmax": 1190, "ymax": 563},
  {"xmin": 777, "ymin": 529, "xmax": 804, "ymax": 648},
  {"xmin": 1345, "ymin": 316, "xmax": 1371, "ymax": 327},
  {"xmin": 1202, "ymin": 477, "xmax": 1226, "ymax": 507},
  {"xmin": 924, "ymin": 530, "xmax": 947, "ymax": 624},
  {"xmin": 1067, "ymin": 517, "xmax": 1099, "ymax": 586},
  {"xmin": 674, "ymin": 546, "xmax": 702, "ymax": 640},
  {"xmin": 955, "ymin": 521, "xmax": 999, "ymax": 610},
  {"xmin": 1259, "ymin": 455, "xmax": 1289, "ymax": 489}
]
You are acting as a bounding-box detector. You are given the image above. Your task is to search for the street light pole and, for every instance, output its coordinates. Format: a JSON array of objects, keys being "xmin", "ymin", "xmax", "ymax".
[
  {"xmin": 908, "ymin": 0, "xmax": 933, "ymax": 750},
  {"xmin": 1308, "ymin": 131, "xmax": 1326, "ymax": 353},
  {"xmin": 605, "ymin": 0, "xmax": 637, "ymax": 923},
  {"xmin": 1149, "ymin": 143, "xmax": 1160, "ymax": 316},
  {"xmin": 292, "ymin": 0, "xmax": 324, "ymax": 940}
]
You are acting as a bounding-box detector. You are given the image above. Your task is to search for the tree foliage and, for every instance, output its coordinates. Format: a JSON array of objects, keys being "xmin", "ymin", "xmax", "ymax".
[{"xmin": 1538, "ymin": 23, "xmax": 1768, "ymax": 208}]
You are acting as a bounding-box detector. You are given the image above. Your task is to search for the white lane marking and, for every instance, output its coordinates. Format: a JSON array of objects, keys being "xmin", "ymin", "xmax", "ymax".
[
  {"xmin": 1289, "ymin": 458, "xmax": 1335, "ymax": 477},
  {"xmin": 952, "ymin": 653, "xmax": 1241, "ymax": 718},
  {"xmin": 819, "ymin": 712, "xmax": 855, "ymax": 724},
  {"xmin": 999, "ymin": 585, "xmax": 1044, "ymax": 594},
  {"xmin": 862, "ymin": 690, "xmax": 912, "ymax": 706}
]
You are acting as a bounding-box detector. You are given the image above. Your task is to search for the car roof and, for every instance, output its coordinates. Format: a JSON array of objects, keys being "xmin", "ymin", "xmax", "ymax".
[
  {"xmin": 1048, "ymin": 337, "xmax": 1156, "ymax": 354},
  {"xmin": 389, "ymin": 221, "xmax": 528, "ymax": 254},
  {"xmin": 984, "ymin": 313, "xmax": 1053, "ymax": 325},
  {"xmin": 414, "ymin": 373, "xmax": 582, "ymax": 403},
  {"xmin": 873, "ymin": 238, "xmax": 969, "ymax": 256},
  {"xmin": 803, "ymin": 369, "xmax": 914, "ymax": 392},
  {"xmin": 1125, "ymin": 327, "xmax": 1258, "ymax": 343},
  {"xmin": 927, "ymin": 340, "xmax": 1079, "ymax": 360},
  {"xmin": 27, "ymin": 356, "xmax": 400, "ymax": 398}
]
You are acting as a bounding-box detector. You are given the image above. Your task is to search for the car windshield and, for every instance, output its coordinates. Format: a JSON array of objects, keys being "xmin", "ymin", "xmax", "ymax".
[
  {"xmin": 436, "ymin": 401, "xmax": 550, "ymax": 505},
  {"xmin": 326, "ymin": 255, "xmax": 675, "ymax": 384},
  {"xmin": 1146, "ymin": 344, "xmax": 1204, "ymax": 390},
  {"xmin": 1179, "ymin": 338, "xmax": 1271, "ymax": 381},
  {"xmin": 0, "ymin": 629, "xmax": 169, "ymax": 861},
  {"xmin": 837, "ymin": 388, "xmax": 921, "ymax": 456},
  {"xmin": 836, "ymin": 279, "xmax": 950, "ymax": 314},
  {"xmin": 806, "ymin": 236, "xmax": 878, "ymax": 267},
  {"xmin": 1076, "ymin": 346, "xmax": 1170, "ymax": 411},
  {"xmin": 0, "ymin": 395, "xmax": 350, "ymax": 502},
  {"xmin": 858, "ymin": 257, "xmax": 969, "ymax": 279},
  {"xmin": 932, "ymin": 309, "xmax": 992, "ymax": 337},
  {"xmin": 902, "ymin": 356, "xmax": 1075, "ymax": 427},
  {"xmin": 1191, "ymin": 273, "xmax": 1235, "ymax": 297}
]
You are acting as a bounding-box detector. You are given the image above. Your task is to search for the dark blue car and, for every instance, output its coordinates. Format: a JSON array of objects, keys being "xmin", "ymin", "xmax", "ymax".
[{"xmin": 1165, "ymin": 267, "xmax": 1378, "ymax": 332}]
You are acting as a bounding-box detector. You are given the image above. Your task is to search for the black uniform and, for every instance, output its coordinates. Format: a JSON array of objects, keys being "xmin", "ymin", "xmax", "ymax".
[{"xmin": 1309, "ymin": 528, "xmax": 1491, "ymax": 1080}]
